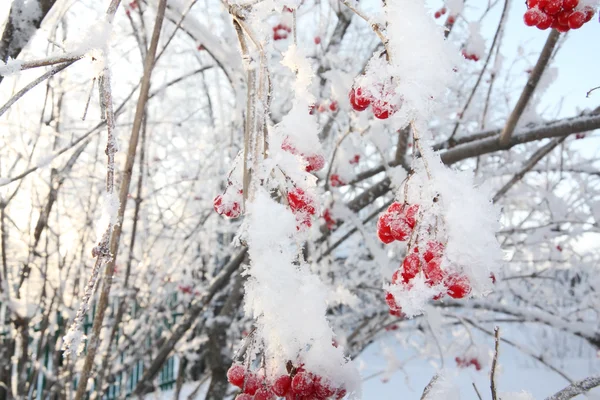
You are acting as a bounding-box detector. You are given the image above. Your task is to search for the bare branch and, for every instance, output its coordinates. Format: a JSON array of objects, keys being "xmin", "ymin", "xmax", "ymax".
[{"xmin": 544, "ymin": 375, "xmax": 600, "ymax": 400}]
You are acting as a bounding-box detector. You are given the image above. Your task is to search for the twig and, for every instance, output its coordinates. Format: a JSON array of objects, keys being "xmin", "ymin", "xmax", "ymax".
[
  {"xmin": 340, "ymin": 0, "xmax": 390, "ymax": 60},
  {"xmin": 473, "ymin": 382, "xmax": 483, "ymax": 400},
  {"xmin": 0, "ymin": 61, "xmax": 74, "ymax": 118},
  {"xmin": 586, "ymin": 85, "xmax": 600, "ymax": 98},
  {"xmin": 490, "ymin": 326, "xmax": 500, "ymax": 400},
  {"xmin": 499, "ymin": 29, "xmax": 561, "ymax": 146},
  {"xmin": 492, "ymin": 136, "xmax": 566, "ymax": 202},
  {"xmin": 420, "ymin": 374, "xmax": 440, "ymax": 400},
  {"xmin": 544, "ymin": 375, "xmax": 600, "ymax": 400}
]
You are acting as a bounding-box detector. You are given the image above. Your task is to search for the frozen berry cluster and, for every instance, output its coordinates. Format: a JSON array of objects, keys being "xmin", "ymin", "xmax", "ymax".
[
  {"xmin": 282, "ymin": 137, "xmax": 325, "ymax": 173},
  {"xmin": 288, "ymin": 188, "xmax": 317, "ymax": 230},
  {"xmin": 213, "ymin": 183, "xmax": 243, "ymax": 219},
  {"xmin": 523, "ymin": 0, "xmax": 596, "ymax": 31},
  {"xmin": 227, "ymin": 362, "xmax": 347, "ymax": 399},
  {"xmin": 377, "ymin": 202, "xmax": 476, "ymax": 316},
  {"xmin": 348, "ymin": 87, "xmax": 399, "ymax": 120},
  {"xmin": 455, "ymin": 356, "xmax": 482, "ymax": 371}
]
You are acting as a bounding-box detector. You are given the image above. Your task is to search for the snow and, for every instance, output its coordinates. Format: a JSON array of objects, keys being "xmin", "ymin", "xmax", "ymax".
[
  {"xmin": 243, "ymin": 189, "xmax": 360, "ymax": 395},
  {"xmin": 96, "ymin": 191, "xmax": 120, "ymax": 242},
  {"xmin": 0, "ymin": 58, "xmax": 24, "ymax": 76}
]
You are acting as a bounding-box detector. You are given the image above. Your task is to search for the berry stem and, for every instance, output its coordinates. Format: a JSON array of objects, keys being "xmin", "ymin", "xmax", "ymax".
[{"xmin": 499, "ymin": 29, "xmax": 561, "ymax": 147}]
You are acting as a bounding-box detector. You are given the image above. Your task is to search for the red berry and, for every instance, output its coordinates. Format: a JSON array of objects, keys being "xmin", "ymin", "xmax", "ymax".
[
  {"xmin": 543, "ymin": 0, "xmax": 562, "ymax": 15},
  {"xmin": 335, "ymin": 388, "xmax": 347, "ymax": 399},
  {"xmin": 314, "ymin": 377, "xmax": 336, "ymax": 398},
  {"xmin": 445, "ymin": 274, "xmax": 471, "ymax": 299},
  {"xmin": 372, "ymin": 100, "xmax": 395, "ymax": 119},
  {"xmin": 255, "ymin": 387, "xmax": 275, "ymax": 400},
  {"xmin": 323, "ymin": 209, "xmax": 336, "ymax": 230},
  {"xmin": 440, "ymin": 7, "xmax": 447, "ymax": 14},
  {"xmin": 527, "ymin": 0, "xmax": 540, "ymax": 6},
  {"xmin": 563, "ymin": 0, "xmax": 578, "ymax": 9},
  {"xmin": 385, "ymin": 292, "xmax": 400, "ymax": 313},
  {"xmin": 583, "ymin": 7, "xmax": 595, "ymax": 22},
  {"xmin": 214, "ymin": 195, "xmax": 242, "ymax": 218},
  {"xmin": 288, "ymin": 189, "xmax": 316, "ymax": 215},
  {"xmin": 318, "ymin": 103, "xmax": 327, "ymax": 113},
  {"xmin": 227, "ymin": 364, "xmax": 246, "ymax": 388},
  {"xmin": 568, "ymin": 10, "xmax": 586, "ymax": 28},
  {"xmin": 490, "ymin": 273, "xmax": 497, "ymax": 284},
  {"xmin": 471, "ymin": 358, "xmax": 482, "ymax": 371},
  {"xmin": 524, "ymin": 9, "xmax": 542, "ymax": 26},
  {"xmin": 305, "ymin": 154, "xmax": 325, "ymax": 172},
  {"xmin": 273, "ymin": 375, "xmax": 292, "ymax": 396},
  {"xmin": 397, "ymin": 253, "xmax": 421, "ymax": 284},
  {"xmin": 330, "ymin": 174, "xmax": 346, "ymax": 187},
  {"xmin": 377, "ymin": 225, "xmax": 395, "ymax": 244},
  {"xmin": 314, "ymin": 36, "xmax": 321, "ymax": 44},
  {"xmin": 536, "ymin": 13, "xmax": 553, "ymax": 29},
  {"xmin": 349, "ymin": 154, "xmax": 360, "ymax": 164},
  {"xmin": 434, "ymin": 11, "xmax": 441, "ymax": 18},
  {"xmin": 556, "ymin": 10, "xmax": 570, "ymax": 25},
  {"xmin": 292, "ymin": 372, "xmax": 315, "ymax": 396},
  {"xmin": 423, "ymin": 259, "xmax": 445, "ymax": 286},
  {"xmin": 329, "ymin": 101, "xmax": 338, "ymax": 112},
  {"xmin": 447, "ymin": 15, "xmax": 455, "ymax": 24},
  {"xmin": 349, "ymin": 88, "xmax": 371, "ymax": 111},
  {"xmin": 423, "ymin": 241, "xmax": 444, "ymax": 263},
  {"xmin": 385, "ymin": 324, "xmax": 399, "ymax": 331},
  {"xmin": 244, "ymin": 374, "xmax": 261, "ymax": 395}
]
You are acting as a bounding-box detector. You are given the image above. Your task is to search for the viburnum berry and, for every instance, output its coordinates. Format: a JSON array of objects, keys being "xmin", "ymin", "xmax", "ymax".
[
  {"xmin": 447, "ymin": 15, "xmax": 456, "ymax": 24},
  {"xmin": 349, "ymin": 154, "xmax": 360, "ymax": 164},
  {"xmin": 434, "ymin": 10, "xmax": 442, "ymax": 18},
  {"xmin": 213, "ymin": 194, "xmax": 242, "ymax": 219},
  {"xmin": 349, "ymin": 87, "xmax": 371, "ymax": 111},
  {"xmin": 377, "ymin": 218, "xmax": 395, "ymax": 244},
  {"xmin": 227, "ymin": 364, "xmax": 246, "ymax": 388},
  {"xmin": 273, "ymin": 375, "xmax": 292, "ymax": 396},
  {"xmin": 323, "ymin": 209, "xmax": 336, "ymax": 230},
  {"xmin": 423, "ymin": 241, "xmax": 444, "ymax": 263},
  {"xmin": 288, "ymin": 189, "xmax": 316, "ymax": 215},
  {"xmin": 372, "ymin": 100, "xmax": 394, "ymax": 119},
  {"xmin": 291, "ymin": 372, "xmax": 315, "ymax": 396},
  {"xmin": 378, "ymin": 203, "xmax": 419, "ymax": 243},
  {"xmin": 394, "ymin": 253, "xmax": 420, "ymax": 284},
  {"xmin": 335, "ymin": 388, "xmax": 347, "ymax": 399},
  {"xmin": 254, "ymin": 387, "xmax": 275, "ymax": 400},
  {"xmin": 445, "ymin": 273, "xmax": 471, "ymax": 299},
  {"xmin": 244, "ymin": 374, "xmax": 261, "ymax": 395},
  {"xmin": 305, "ymin": 154, "xmax": 325, "ymax": 172},
  {"xmin": 330, "ymin": 174, "xmax": 346, "ymax": 187},
  {"xmin": 543, "ymin": 0, "xmax": 562, "ymax": 15},
  {"xmin": 523, "ymin": 8, "xmax": 542, "ymax": 26},
  {"xmin": 314, "ymin": 36, "xmax": 321, "ymax": 44},
  {"xmin": 568, "ymin": 10, "xmax": 586, "ymax": 29},
  {"xmin": 423, "ymin": 258, "xmax": 445, "ymax": 286},
  {"xmin": 314, "ymin": 377, "xmax": 336, "ymax": 398},
  {"xmin": 329, "ymin": 101, "xmax": 338, "ymax": 112}
]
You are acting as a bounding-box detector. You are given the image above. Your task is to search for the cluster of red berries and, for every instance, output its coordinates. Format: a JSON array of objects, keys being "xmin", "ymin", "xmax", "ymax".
[
  {"xmin": 329, "ymin": 174, "xmax": 346, "ymax": 188},
  {"xmin": 434, "ymin": 7, "xmax": 447, "ymax": 18},
  {"xmin": 273, "ymin": 23, "xmax": 292, "ymax": 41},
  {"xmin": 348, "ymin": 87, "xmax": 399, "ymax": 120},
  {"xmin": 213, "ymin": 185, "xmax": 243, "ymax": 219},
  {"xmin": 310, "ymin": 101, "xmax": 338, "ymax": 114},
  {"xmin": 227, "ymin": 363, "xmax": 347, "ymax": 399},
  {"xmin": 288, "ymin": 188, "xmax": 317, "ymax": 230},
  {"xmin": 124, "ymin": 0, "xmax": 138, "ymax": 16},
  {"xmin": 523, "ymin": 0, "xmax": 595, "ymax": 31},
  {"xmin": 377, "ymin": 202, "xmax": 474, "ymax": 316},
  {"xmin": 282, "ymin": 138, "xmax": 325, "ymax": 173},
  {"xmin": 323, "ymin": 209, "xmax": 336, "ymax": 230},
  {"xmin": 455, "ymin": 356, "xmax": 482, "ymax": 371},
  {"xmin": 349, "ymin": 155, "xmax": 360, "ymax": 165},
  {"xmin": 461, "ymin": 49, "xmax": 480, "ymax": 62}
]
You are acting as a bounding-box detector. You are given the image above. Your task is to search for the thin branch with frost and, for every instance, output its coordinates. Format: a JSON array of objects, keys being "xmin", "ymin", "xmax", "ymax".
[
  {"xmin": 545, "ymin": 375, "xmax": 600, "ymax": 400},
  {"xmin": 420, "ymin": 374, "xmax": 440, "ymax": 400},
  {"xmin": 490, "ymin": 326, "xmax": 500, "ymax": 400}
]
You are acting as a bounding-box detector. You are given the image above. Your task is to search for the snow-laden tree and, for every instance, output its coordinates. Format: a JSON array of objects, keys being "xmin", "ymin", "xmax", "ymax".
[{"xmin": 0, "ymin": 0, "xmax": 599, "ymax": 399}]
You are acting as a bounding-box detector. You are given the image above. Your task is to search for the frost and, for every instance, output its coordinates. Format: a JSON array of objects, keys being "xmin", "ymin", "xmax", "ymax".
[
  {"xmin": 464, "ymin": 22, "xmax": 486, "ymax": 60},
  {"xmin": 354, "ymin": 1, "xmax": 462, "ymax": 127},
  {"xmin": 500, "ymin": 391, "xmax": 536, "ymax": 400},
  {"xmin": 0, "ymin": 178, "xmax": 10, "ymax": 185},
  {"xmin": 0, "ymin": 59, "xmax": 24, "ymax": 76},
  {"xmin": 243, "ymin": 189, "xmax": 360, "ymax": 395},
  {"xmin": 96, "ymin": 192, "xmax": 120, "ymax": 242},
  {"xmin": 445, "ymin": 0, "xmax": 465, "ymax": 15},
  {"xmin": 35, "ymin": 153, "xmax": 54, "ymax": 168},
  {"xmin": 62, "ymin": 327, "xmax": 86, "ymax": 357},
  {"xmin": 67, "ymin": 20, "xmax": 113, "ymax": 54}
]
